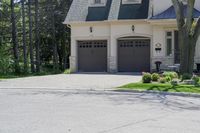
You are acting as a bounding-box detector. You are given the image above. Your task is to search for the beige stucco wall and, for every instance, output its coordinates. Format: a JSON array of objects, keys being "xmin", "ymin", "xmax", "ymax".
[
  {"xmin": 69, "ymin": 21, "xmax": 154, "ymax": 72},
  {"xmin": 70, "ymin": 23, "xmax": 110, "ymax": 72},
  {"xmin": 69, "ymin": 20, "xmax": 200, "ymax": 72},
  {"xmin": 110, "ymin": 22, "xmax": 153, "ymax": 72},
  {"xmin": 151, "ymin": 25, "xmax": 176, "ymax": 70}
]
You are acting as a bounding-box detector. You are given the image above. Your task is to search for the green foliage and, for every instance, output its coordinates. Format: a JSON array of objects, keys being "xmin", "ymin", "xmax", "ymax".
[
  {"xmin": 165, "ymin": 76, "xmax": 172, "ymax": 82},
  {"xmin": 192, "ymin": 75, "xmax": 199, "ymax": 85},
  {"xmin": 181, "ymin": 73, "xmax": 192, "ymax": 81},
  {"xmin": 151, "ymin": 73, "xmax": 160, "ymax": 81},
  {"xmin": 0, "ymin": 46, "xmax": 13, "ymax": 74},
  {"xmin": 171, "ymin": 79, "xmax": 179, "ymax": 86},
  {"xmin": 159, "ymin": 77, "xmax": 166, "ymax": 84},
  {"xmin": 0, "ymin": 0, "xmax": 72, "ymax": 75},
  {"xmin": 120, "ymin": 83, "xmax": 200, "ymax": 94},
  {"xmin": 163, "ymin": 71, "xmax": 178, "ymax": 79},
  {"xmin": 142, "ymin": 73, "xmax": 152, "ymax": 83},
  {"xmin": 64, "ymin": 69, "xmax": 71, "ymax": 74}
]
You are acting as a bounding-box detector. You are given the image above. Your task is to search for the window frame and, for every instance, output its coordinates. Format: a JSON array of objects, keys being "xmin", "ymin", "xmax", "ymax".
[
  {"xmin": 122, "ymin": 0, "xmax": 142, "ymax": 5},
  {"xmin": 94, "ymin": 0, "xmax": 101, "ymax": 4},
  {"xmin": 89, "ymin": 0, "xmax": 106, "ymax": 7},
  {"xmin": 165, "ymin": 31, "xmax": 174, "ymax": 57}
]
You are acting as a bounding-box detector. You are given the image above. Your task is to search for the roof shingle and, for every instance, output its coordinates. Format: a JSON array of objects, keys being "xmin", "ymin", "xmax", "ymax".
[{"xmin": 151, "ymin": 5, "xmax": 200, "ymax": 19}]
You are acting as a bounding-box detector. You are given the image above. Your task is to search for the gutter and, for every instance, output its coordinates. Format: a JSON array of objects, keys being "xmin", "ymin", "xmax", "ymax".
[{"xmin": 63, "ymin": 19, "xmax": 150, "ymax": 25}]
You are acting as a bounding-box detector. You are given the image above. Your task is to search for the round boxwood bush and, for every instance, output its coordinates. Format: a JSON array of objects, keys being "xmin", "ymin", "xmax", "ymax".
[
  {"xmin": 151, "ymin": 73, "xmax": 160, "ymax": 82},
  {"xmin": 159, "ymin": 77, "xmax": 166, "ymax": 84},
  {"xmin": 163, "ymin": 71, "xmax": 178, "ymax": 79},
  {"xmin": 142, "ymin": 73, "xmax": 152, "ymax": 83},
  {"xmin": 165, "ymin": 76, "xmax": 172, "ymax": 82},
  {"xmin": 192, "ymin": 75, "xmax": 199, "ymax": 85}
]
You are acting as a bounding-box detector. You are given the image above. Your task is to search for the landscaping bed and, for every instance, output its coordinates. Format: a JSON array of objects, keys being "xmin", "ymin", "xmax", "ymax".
[
  {"xmin": 119, "ymin": 72, "xmax": 200, "ymax": 94},
  {"xmin": 120, "ymin": 83, "xmax": 200, "ymax": 94}
]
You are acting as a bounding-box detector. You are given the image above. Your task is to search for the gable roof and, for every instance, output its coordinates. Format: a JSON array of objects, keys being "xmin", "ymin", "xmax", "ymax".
[
  {"xmin": 151, "ymin": 5, "xmax": 200, "ymax": 19},
  {"xmin": 64, "ymin": 0, "xmax": 89, "ymax": 22},
  {"xmin": 64, "ymin": 0, "xmax": 150, "ymax": 23}
]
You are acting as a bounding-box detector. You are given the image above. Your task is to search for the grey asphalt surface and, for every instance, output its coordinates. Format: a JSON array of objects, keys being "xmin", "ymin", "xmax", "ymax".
[
  {"xmin": 0, "ymin": 74, "xmax": 200, "ymax": 133},
  {"xmin": 0, "ymin": 89, "xmax": 200, "ymax": 133},
  {"xmin": 0, "ymin": 73, "xmax": 141, "ymax": 90}
]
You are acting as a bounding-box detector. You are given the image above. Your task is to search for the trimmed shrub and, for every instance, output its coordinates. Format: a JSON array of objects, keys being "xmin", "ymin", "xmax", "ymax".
[
  {"xmin": 165, "ymin": 76, "xmax": 172, "ymax": 82},
  {"xmin": 181, "ymin": 73, "xmax": 192, "ymax": 81},
  {"xmin": 142, "ymin": 73, "xmax": 152, "ymax": 83},
  {"xmin": 64, "ymin": 69, "xmax": 71, "ymax": 74},
  {"xmin": 163, "ymin": 71, "xmax": 178, "ymax": 79},
  {"xmin": 159, "ymin": 77, "xmax": 166, "ymax": 84},
  {"xmin": 151, "ymin": 73, "xmax": 160, "ymax": 82},
  {"xmin": 171, "ymin": 79, "xmax": 179, "ymax": 86},
  {"xmin": 192, "ymin": 75, "xmax": 199, "ymax": 85}
]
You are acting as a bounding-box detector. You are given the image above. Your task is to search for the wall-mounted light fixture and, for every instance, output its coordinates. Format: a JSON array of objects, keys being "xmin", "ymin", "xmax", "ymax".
[
  {"xmin": 132, "ymin": 25, "xmax": 135, "ymax": 32},
  {"xmin": 90, "ymin": 27, "xmax": 93, "ymax": 33}
]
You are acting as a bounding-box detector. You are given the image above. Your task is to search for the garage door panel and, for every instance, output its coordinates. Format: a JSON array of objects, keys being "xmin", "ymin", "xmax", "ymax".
[
  {"xmin": 78, "ymin": 41, "xmax": 107, "ymax": 72},
  {"xmin": 118, "ymin": 39, "xmax": 150, "ymax": 72}
]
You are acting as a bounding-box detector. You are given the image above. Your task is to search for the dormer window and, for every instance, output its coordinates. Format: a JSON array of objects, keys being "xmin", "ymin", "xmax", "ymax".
[
  {"xmin": 90, "ymin": 0, "xmax": 106, "ymax": 7},
  {"xmin": 94, "ymin": 0, "xmax": 101, "ymax": 4},
  {"xmin": 122, "ymin": 0, "xmax": 142, "ymax": 4}
]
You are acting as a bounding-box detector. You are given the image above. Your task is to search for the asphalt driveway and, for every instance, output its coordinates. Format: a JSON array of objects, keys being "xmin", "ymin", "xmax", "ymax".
[
  {"xmin": 0, "ymin": 89, "xmax": 200, "ymax": 133},
  {"xmin": 0, "ymin": 73, "xmax": 141, "ymax": 90}
]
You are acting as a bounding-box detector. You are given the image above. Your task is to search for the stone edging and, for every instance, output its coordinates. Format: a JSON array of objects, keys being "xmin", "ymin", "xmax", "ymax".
[{"xmin": 115, "ymin": 89, "xmax": 200, "ymax": 98}]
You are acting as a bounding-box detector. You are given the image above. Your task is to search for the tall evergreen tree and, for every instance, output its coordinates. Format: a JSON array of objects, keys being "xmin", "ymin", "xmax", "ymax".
[
  {"xmin": 28, "ymin": 0, "xmax": 35, "ymax": 73},
  {"xmin": 35, "ymin": 0, "xmax": 40, "ymax": 72},
  {"xmin": 11, "ymin": 0, "xmax": 20, "ymax": 73},
  {"xmin": 21, "ymin": 0, "xmax": 28, "ymax": 72}
]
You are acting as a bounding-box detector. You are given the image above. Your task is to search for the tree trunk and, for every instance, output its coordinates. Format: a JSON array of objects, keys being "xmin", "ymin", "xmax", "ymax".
[
  {"xmin": 21, "ymin": 0, "xmax": 28, "ymax": 73},
  {"xmin": 50, "ymin": 0, "xmax": 59, "ymax": 72},
  {"xmin": 179, "ymin": 29, "xmax": 196, "ymax": 74},
  {"xmin": 172, "ymin": 0, "xmax": 200, "ymax": 74},
  {"xmin": 35, "ymin": 0, "xmax": 40, "ymax": 73},
  {"xmin": 28, "ymin": 0, "xmax": 35, "ymax": 73},
  {"xmin": 11, "ymin": 0, "xmax": 20, "ymax": 73},
  {"xmin": 62, "ymin": 37, "xmax": 68, "ymax": 70}
]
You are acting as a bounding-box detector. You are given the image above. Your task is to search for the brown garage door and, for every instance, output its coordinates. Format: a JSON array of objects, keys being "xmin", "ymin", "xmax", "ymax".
[
  {"xmin": 78, "ymin": 40, "xmax": 107, "ymax": 72},
  {"xmin": 118, "ymin": 39, "xmax": 150, "ymax": 72}
]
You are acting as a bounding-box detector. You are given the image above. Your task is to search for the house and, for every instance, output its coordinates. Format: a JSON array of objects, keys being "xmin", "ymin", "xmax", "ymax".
[{"xmin": 63, "ymin": 0, "xmax": 200, "ymax": 73}]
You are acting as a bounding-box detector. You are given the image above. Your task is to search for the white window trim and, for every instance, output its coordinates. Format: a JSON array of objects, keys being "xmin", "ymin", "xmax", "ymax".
[
  {"xmin": 89, "ymin": 0, "xmax": 106, "ymax": 7},
  {"xmin": 122, "ymin": 0, "xmax": 142, "ymax": 5},
  {"xmin": 165, "ymin": 31, "xmax": 174, "ymax": 57}
]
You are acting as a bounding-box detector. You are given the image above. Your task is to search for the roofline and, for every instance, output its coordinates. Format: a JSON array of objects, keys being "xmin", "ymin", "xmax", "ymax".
[
  {"xmin": 148, "ymin": 17, "xmax": 199, "ymax": 23},
  {"xmin": 63, "ymin": 19, "xmax": 150, "ymax": 25},
  {"xmin": 63, "ymin": 17, "xmax": 199, "ymax": 25}
]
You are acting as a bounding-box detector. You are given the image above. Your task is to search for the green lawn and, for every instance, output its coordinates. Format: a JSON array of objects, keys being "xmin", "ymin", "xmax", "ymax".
[{"xmin": 120, "ymin": 83, "xmax": 200, "ymax": 94}]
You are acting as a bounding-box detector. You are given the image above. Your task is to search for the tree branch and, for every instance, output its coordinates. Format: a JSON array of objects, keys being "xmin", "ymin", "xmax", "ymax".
[
  {"xmin": 194, "ymin": 17, "xmax": 200, "ymax": 41},
  {"xmin": 171, "ymin": 0, "xmax": 185, "ymax": 30},
  {"xmin": 186, "ymin": 0, "xmax": 195, "ymax": 33}
]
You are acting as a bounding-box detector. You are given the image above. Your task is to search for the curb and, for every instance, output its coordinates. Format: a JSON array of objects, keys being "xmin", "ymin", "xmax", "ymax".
[
  {"xmin": 0, "ymin": 86, "xmax": 200, "ymax": 98},
  {"xmin": 115, "ymin": 89, "xmax": 200, "ymax": 98}
]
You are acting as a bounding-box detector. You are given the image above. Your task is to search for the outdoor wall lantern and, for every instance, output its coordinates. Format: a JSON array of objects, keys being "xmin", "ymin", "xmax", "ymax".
[
  {"xmin": 90, "ymin": 27, "xmax": 93, "ymax": 33},
  {"xmin": 132, "ymin": 25, "xmax": 135, "ymax": 32},
  {"xmin": 155, "ymin": 43, "xmax": 162, "ymax": 53}
]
